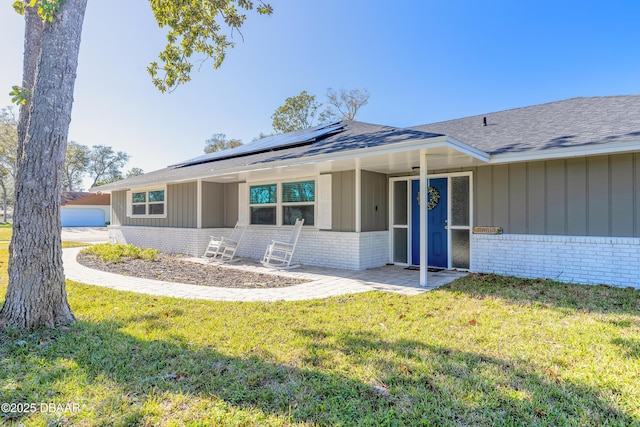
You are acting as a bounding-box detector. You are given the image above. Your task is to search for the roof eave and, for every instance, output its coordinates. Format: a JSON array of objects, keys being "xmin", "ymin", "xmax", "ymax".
[
  {"xmin": 444, "ymin": 136, "xmax": 491, "ymax": 163},
  {"xmin": 489, "ymin": 140, "xmax": 640, "ymax": 164},
  {"xmin": 97, "ymin": 134, "xmax": 486, "ymax": 191}
]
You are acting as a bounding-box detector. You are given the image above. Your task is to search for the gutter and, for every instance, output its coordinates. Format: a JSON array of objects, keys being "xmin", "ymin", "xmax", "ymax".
[{"xmin": 489, "ymin": 140, "xmax": 640, "ymax": 164}]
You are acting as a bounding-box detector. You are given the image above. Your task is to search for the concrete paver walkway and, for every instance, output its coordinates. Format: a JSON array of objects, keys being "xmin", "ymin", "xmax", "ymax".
[
  {"xmin": 61, "ymin": 227, "xmax": 109, "ymax": 243},
  {"xmin": 62, "ymin": 247, "xmax": 467, "ymax": 302}
]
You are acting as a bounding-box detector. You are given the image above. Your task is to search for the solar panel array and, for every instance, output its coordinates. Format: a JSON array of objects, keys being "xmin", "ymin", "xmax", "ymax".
[{"xmin": 171, "ymin": 121, "xmax": 345, "ymax": 168}]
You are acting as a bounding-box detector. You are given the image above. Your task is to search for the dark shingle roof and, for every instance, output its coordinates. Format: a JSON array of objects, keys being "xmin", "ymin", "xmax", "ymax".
[
  {"xmin": 96, "ymin": 96, "xmax": 640, "ymax": 191},
  {"xmin": 410, "ymin": 95, "xmax": 640, "ymax": 155}
]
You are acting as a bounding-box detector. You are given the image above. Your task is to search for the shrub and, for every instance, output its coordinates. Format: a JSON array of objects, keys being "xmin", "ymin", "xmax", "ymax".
[{"xmin": 82, "ymin": 243, "xmax": 158, "ymax": 263}]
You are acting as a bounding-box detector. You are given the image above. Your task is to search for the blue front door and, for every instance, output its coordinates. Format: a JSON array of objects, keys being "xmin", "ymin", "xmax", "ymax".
[{"xmin": 411, "ymin": 178, "xmax": 448, "ymax": 267}]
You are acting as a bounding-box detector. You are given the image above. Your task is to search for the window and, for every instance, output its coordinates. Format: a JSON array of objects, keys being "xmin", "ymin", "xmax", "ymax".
[
  {"xmin": 129, "ymin": 188, "xmax": 165, "ymax": 217},
  {"xmin": 282, "ymin": 180, "xmax": 314, "ymax": 225},
  {"xmin": 248, "ymin": 180, "xmax": 315, "ymax": 225},
  {"xmin": 250, "ymin": 184, "xmax": 277, "ymax": 225}
]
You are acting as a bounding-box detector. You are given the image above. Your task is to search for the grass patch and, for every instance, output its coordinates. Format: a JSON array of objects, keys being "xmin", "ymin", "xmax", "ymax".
[
  {"xmin": 0, "ymin": 224, "xmax": 88, "ymax": 246},
  {"xmin": 62, "ymin": 241, "xmax": 92, "ymax": 249},
  {"xmin": 0, "ymin": 254, "xmax": 639, "ymax": 425},
  {"xmin": 0, "ymin": 223, "xmax": 11, "ymax": 241},
  {"xmin": 81, "ymin": 243, "xmax": 158, "ymax": 263}
]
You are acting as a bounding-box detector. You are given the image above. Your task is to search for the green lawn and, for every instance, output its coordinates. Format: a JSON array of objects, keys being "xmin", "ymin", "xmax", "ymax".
[
  {"xmin": 0, "ymin": 244, "xmax": 639, "ymax": 426},
  {"xmin": 0, "ymin": 223, "xmax": 11, "ymax": 241}
]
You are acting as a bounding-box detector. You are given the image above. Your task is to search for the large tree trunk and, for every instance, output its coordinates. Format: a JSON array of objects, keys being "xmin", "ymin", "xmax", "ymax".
[
  {"xmin": 1, "ymin": 0, "xmax": 88, "ymax": 329},
  {"xmin": 16, "ymin": 6, "xmax": 43, "ymax": 160}
]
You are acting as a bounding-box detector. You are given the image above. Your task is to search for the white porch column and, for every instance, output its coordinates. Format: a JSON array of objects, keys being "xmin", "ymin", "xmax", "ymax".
[
  {"xmin": 355, "ymin": 161, "xmax": 362, "ymax": 233},
  {"xmin": 420, "ymin": 151, "xmax": 428, "ymax": 287},
  {"xmin": 196, "ymin": 179, "xmax": 203, "ymax": 229}
]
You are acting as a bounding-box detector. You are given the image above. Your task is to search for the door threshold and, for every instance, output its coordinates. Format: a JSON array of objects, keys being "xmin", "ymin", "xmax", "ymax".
[{"xmin": 404, "ymin": 266, "xmax": 445, "ymax": 272}]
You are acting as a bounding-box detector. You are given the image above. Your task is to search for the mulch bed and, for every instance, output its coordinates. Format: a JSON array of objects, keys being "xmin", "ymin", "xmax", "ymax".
[{"xmin": 76, "ymin": 252, "xmax": 308, "ymax": 289}]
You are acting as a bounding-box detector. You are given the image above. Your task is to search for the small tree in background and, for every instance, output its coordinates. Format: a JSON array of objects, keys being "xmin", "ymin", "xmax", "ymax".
[
  {"xmin": 272, "ymin": 90, "xmax": 323, "ymax": 133},
  {"xmin": 323, "ymin": 88, "xmax": 370, "ymax": 121},
  {"xmin": 204, "ymin": 133, "xmax": 242, "ymax": 153},
  {"xmin": 126, "ymin": 167, "xmax": 145, "ymax": 178},
  {"xmin": 62, "ymin": 143, "xmax": 142, "ymax": 191},
  {"xmin": 88, "ymin": 145, "xmax": 130, "ymax": 188},
  {"xmin": 62, "ymin": 141, "xmax": 90, "ymax": 191},
  {"xmin": 252, "ymin": 132, "xmax": 274, "ymax": 141},
  {"xmin": 272, "ymin": 88, "xmax": 371, "ymax": 133}
]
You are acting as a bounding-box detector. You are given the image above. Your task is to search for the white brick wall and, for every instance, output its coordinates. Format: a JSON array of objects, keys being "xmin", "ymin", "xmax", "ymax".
[
  {"xmin": 109, "ymin": 226, "xmax": 389, "ymax": 270},
  {"xmin": 108, "ymin": 226, "xmax": 214, "ymax": 256},
  {"xmin": 472, "ymin": 234, "xmax": 640, "ymax": 288}
]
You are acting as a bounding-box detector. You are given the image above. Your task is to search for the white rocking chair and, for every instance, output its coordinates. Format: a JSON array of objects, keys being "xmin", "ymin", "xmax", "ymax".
[
  {"xmin": 203, "ymin": 222, "xmax": 247, "ymax": 263},
  {"xmin": 261, "ymin": 218, "xmax": 304, "ymax": 269}
]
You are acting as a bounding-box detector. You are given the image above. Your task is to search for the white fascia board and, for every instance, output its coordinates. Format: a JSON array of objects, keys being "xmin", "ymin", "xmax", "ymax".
[
  {"xmin": 444, "ymin": 137, "xmax": 491, "ymax": 162},
  {"xmin": 490, "ymin": 140, "xmax": 640, "ymax": 164}
]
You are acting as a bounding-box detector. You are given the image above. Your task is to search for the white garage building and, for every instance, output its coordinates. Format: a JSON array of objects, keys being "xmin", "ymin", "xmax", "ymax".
[{"xmin": 61, "ymin": 192, "xmax": 110, "ymax": 227}]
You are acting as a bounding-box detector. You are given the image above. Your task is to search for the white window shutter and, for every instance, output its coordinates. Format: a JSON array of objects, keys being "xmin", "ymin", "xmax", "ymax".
[
  {"xmin": 238, "ymin": 183, "xmax": 249, "ymax": 224},
  {"xmin": 126, "ymin": 190, "xmax": 132, "ymax": 217},
  {"xmin": 317, "ymin": 174, "xmax": 332, "ymax": 230}
]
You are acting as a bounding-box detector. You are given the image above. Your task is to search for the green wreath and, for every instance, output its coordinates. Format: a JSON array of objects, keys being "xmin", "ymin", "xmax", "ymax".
[{"xmin": 427, "ymin": 186, "xmax": 440, "ymax": 210}]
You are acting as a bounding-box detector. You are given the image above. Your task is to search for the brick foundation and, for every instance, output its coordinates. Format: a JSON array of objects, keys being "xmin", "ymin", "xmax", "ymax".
[
  {"xmin": 108, "ymin": 226, "xmax": 389, "ymax": 270},
  {"xmin": 471, "ymin": 233, "xmax": 640, "ymax": 288}
]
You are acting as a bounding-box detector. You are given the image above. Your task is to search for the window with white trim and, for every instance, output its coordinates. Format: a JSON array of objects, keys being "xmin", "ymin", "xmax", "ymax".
[
  {"xmin": 282, "ymin": 180, "xmax": 314, "ymax": 225},
  {"xmin": 128, "ymin": 188, "xmax": 166, "ymax": 217},
  {"xmin": 249, "ymin": 184, "xmax": 277, "ymax": 225},
  {"xmin": 248, "ymin": 180, "xmax": 315, "ymax": 225}
]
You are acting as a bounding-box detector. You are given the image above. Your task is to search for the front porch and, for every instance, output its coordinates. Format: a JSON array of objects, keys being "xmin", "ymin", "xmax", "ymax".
[
  {"xmin": 63, "ymin": 246, "xmax": 468, "ymax": 301},
  {"xmin": 108, "ymin": 126, "xmax": 490, "ymax": 288}
]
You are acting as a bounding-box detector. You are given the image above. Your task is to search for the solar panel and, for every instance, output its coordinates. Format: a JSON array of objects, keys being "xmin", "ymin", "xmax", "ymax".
[{"xmin": 171, "ymin": 121, "xmax": 345, "ymax": 168}]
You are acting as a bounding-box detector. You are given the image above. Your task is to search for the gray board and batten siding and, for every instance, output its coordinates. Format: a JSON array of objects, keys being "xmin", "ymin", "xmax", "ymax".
[
  {"xmin": 331, "ymin": 171, "xmax": 356, "ymax": 232},
  {"xmin": 331, "ymin": 170, "xmax": 389, "ymax": 232},
  {"xmin": 113, "ymin": 171, "xmax": 389, "ymax": 233},
  {"xmin": 112, "ymin": 153, "xmax": 640, "ymax": 237},
  {"xmin": 201, "ymin": 181, "xmax": 238, "ymax": 228},
  {"xmin": 361, "ymin": 170, "xmax": 388, "ymax": 232},
  {"xmin": 437, "ymin": 153, "xmax": 640, "ymax": 237},
  {"xmin": 111, "ymin": 182, "xmax": 198, "ymax": 228}
]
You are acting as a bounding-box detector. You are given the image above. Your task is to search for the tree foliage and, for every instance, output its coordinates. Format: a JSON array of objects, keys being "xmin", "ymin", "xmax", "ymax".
[
  {"xmin": 272, "ymin": 90, "xmax": 324, "ymax": 133},
  {"xmin": 62, "ymin": 140, "xmax": 90, "ymax": 191},
  {"xmin": 126, "ymin": 167, "xmax": 145, "ymax": 178},
  {"xmin": 272, "ymin": 88, "xmax": 371, "ymax": 133},
  {"xmin": 252, "ymin": 131, "xmax": 274, "ymax": 141},
  {"xmin": 0, "ymin": 107, "xmax": 18, "ymax": 180},
  {"xmin": 63, "ymin": 143, "xmax": 138, "ymax": 190},
  {"xmin": 62, "ymin": 143, "xmax": 139, "ymax": 191},
  {"xmin": 204, "ymin": 133, "xmax": 242, "ymax": 153},
  {"xmin": 324, "ymin": 88, "xmax": 370, "ymax": 121},
  {"xmin": 88, "ymin": 145, "xmax": 130, "ymax": 188},
  {"xmin": 0, "ymin": 107, "xmax": 18, "ymax": 222},
  {"xmin": 148, "ymin": 0, "xmax": 273, "ymax": 92}
]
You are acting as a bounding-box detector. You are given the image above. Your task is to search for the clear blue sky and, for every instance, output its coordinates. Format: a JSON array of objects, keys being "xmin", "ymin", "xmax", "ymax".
[{"xmin": 1, "ymin": 1, "xmax": 639, "ymax": 178}]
